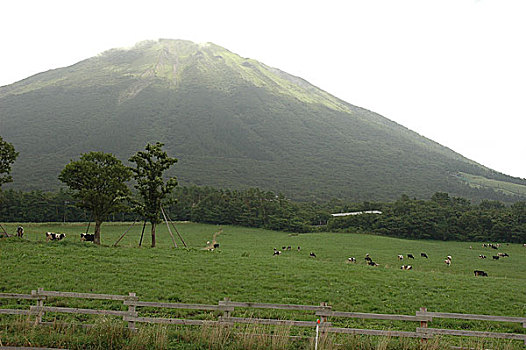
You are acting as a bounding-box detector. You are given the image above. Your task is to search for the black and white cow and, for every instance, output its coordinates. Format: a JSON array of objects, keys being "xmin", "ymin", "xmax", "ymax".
[
  {"xmin": 80, "ymin": 233, "xmax": 95, "ymax": 242},
  {"xmin": 420, "ymin": 253, "xmax": 428, "ymax": 258},
  {"xmin": 474, "ymin": 270, "xmax": 488, "ymax": 277},
  {"xmin": 400, "ymin": 265, "xmax": 412, "ymax": 270},
  {"xmin": 407, "ymin": 254, "xmax": 415, "ymax": 259},
  {"xmin": 46, "ymin": 232, "xmax": 66, "ymax": 242},
  {"xmin": 17, "ymin": 226, "xmax": 24, "ymax": 238}
]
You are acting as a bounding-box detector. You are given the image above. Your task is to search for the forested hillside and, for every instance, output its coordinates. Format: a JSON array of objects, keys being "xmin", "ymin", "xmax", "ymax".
[{"xmin": 1, "ymin": 39, "xmax": 525, "ymax": 202}]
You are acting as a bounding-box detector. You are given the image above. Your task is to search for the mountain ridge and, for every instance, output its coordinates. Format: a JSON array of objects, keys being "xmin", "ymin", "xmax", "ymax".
[{"xmin": 1, "ymin": 39, "xmax": 525, "ymax": 202}]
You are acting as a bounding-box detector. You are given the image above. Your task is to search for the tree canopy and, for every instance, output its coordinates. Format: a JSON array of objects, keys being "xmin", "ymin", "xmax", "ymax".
[
  {"xmin": 129, "ymin": 142, "xmax": 178, "ymax": 247},
  {"xmin": 0, "ymin": 136, "xmax": 19, "ymax": 189},
  {"xmin": 58, "ymin": 152, "xmax": 131, "ymax": 244}
]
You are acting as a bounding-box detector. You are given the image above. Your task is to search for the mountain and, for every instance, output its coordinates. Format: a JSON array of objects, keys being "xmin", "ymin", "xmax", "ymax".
[{"xmin": 1, "ymin": 39, "xmax": 525, "ymax": 202}]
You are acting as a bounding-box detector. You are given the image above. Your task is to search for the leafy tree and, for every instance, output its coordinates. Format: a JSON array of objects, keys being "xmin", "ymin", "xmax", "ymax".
[
  {"xmin": 58, "ymin": 152, "xmax": 132, "ymax": 244},
  {"xmin": 0, "ymin": 136, "xmax": 19, "ymax": 189},
  {"xmin": 129, "ymin": 142, "xmax": 178, "ymax": 247}
]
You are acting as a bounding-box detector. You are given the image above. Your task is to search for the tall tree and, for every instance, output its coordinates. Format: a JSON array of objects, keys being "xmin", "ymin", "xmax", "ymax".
[
  {"xmin": 129, "ymin": 142, "xmax": 178, "ymax": 247},
  {"xmin": 0, "ymin": 136, "xmax": 19, "ymax": 189},
  {"xmin": 58, "ymin": 152, "xmax": 131, "ymax": 244}
]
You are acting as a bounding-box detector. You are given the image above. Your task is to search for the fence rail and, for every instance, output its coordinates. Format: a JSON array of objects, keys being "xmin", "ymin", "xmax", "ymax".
[{"xmin": 1, "ymin": 288, "xmax": 525, "ymax": 345}]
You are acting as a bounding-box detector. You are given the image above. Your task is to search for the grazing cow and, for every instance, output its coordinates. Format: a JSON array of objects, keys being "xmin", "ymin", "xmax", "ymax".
[
  {"xmin": 478, "ymin": 255, "xmax": 487, "ymax": 259},
  {"xmin": 46, "ymin": 232, "xmax": 66, "ymax": 242},
  {"xmin": 273, "ymin": 250, "xmax": 281, "ymax": 256},
  {"xmin": 213, "ymin": 243, "xmax": 220, "ymax": 249},
  {"xmin": 444, "ymin": 259, "xmax": 451, "ymax": 266},
  {"xmin": 365, "ymin": 256, "xmax": 372, "ymax": 262},
  {"xmin": 347, "ymin": 257, "xmax": 356, "ymax": 263},
  {"xmin": 282, "ymin": 246, "xmax": 286, "ymax": 250},
  {"xmin": 446, "ymin": 255, "xmax": 452, "ymax": 261},
  {"xmin": 474, "ymin": 270, "xmax": 488, "ymax": 277},
  {"xmin": 80, "ymin": 233, "xmax": 95, "ymax": 242},
  {"xmin": 400, "ymin": 265, "xmax": 412, "ymax": 270},
  {"xmin": 497, "ymin": 252, "xmax": 509, "ymax": 257},
  {"xmin": 287, "ymin": 246, "xmax": 291, "ymax": 251},
  {"xmin": 297, "ymin": 246, "xmax": 301, "ymax": 251},
  {"xmin": 310, "ymin": 252, "xmax": 317, "ymax": 258},
  {"xmin": 407, "ymin": 254, "xmax": 414, "ymax": 259},
  {"xmin": 492, "ymin": 255, "xmax": 499, "ymax": 260},
  {"xmin": 421, "ymin": 253, "xmax": 428, "ymax": 258},
  {"xmin": 397, "ymin": 255, "xmax": 404, "ymax": 260},
  {"xmin": 368, "ymin": 260, "xmax": 379, "ymax": 266},
  {"xmin": 16, "ymin": 226, "xmax": 24, "ymax": 238}
]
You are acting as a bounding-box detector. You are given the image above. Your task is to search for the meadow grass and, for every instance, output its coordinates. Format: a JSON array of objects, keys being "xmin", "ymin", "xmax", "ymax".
[{"xmin": 1, "ymin": 222, "xmax": 525, "ymax": 349}]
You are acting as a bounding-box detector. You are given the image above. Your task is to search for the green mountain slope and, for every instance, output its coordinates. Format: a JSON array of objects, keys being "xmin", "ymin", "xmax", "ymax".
[{"xmin": 1, "ymin": 39, "xmax": 525, "ymax": 202}]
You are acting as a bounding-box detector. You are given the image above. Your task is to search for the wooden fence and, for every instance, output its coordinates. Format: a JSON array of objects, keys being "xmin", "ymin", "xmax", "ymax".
[{"xmin": 1, "ymin": 288, "xmax": 525, "ymax": 345}]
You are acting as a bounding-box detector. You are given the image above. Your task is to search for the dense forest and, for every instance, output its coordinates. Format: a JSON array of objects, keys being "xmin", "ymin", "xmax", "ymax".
[{"xmin": 1, "ymin": 187, "xmax": 524, "ymax": 243}]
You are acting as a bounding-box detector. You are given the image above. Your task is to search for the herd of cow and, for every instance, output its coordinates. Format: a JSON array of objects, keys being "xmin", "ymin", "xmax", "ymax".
[
  {"xmin": 6, "ymin": 227, "xmax": 519, "ymax": 279},
  {"xmin": 12, "ymin": 226, "xmax": 95, "ymax": 242},
  {"xmin": 341, "ymin": 243, "xmax": 514, "ymax": 278}
]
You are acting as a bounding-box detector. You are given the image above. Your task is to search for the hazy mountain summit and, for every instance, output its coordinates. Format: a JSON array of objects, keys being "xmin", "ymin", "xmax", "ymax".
[{"xmin": 1, "ymin": 39, "xmax": 525, "ymax": 201}]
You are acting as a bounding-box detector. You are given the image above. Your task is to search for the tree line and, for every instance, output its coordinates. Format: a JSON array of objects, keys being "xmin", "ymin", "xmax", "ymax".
[
  {"xmin": 326, "ymin": 192, "xmax": 526, "ymax": 243},
  {"xmin": 1, "ymin": 137, "xmax": 525, "ymax": 244},
  {"xmin": 1, "ymin": 186, "xmax": 525, "ymax": 243}
]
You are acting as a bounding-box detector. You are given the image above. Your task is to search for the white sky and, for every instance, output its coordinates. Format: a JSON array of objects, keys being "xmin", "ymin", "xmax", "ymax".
[{"xmin": 1, "ymin": 0, "xmax": 525, "ymax": 179}]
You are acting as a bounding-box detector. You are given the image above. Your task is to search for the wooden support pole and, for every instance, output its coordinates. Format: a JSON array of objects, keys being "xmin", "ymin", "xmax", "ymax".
[
  {"xmin": 0, "ymin": 224, "xmax": 10, "ymax": 237},
  {"xmin": 161, "ymin": 206, "xmax": 178, "ymax": 248},
  {"xmin": 162, "ymin": 207, "xmax": 187, "ymax": 247},
  {"xmin": 113, "ymin": 219, "xmax": 137, "ymax": 247},
  {"xmin": 139, "ymin": 221, "xmax": 146, "ymax": 247}
]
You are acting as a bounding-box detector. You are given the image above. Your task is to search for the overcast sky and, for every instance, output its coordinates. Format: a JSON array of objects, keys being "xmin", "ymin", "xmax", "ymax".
[{"xmin": 1, "ymin": 0, "xmax": 525, "ymax": 178}]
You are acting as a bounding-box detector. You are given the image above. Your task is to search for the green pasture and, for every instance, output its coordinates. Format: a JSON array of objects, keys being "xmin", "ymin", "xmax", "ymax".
[
  {"xmin": 1, "ymin": 222, "xmax": 525, "ymax": 348},
  {"xmin": 459, "ymin": 172, "xmax": 526, "ymax": 196}
]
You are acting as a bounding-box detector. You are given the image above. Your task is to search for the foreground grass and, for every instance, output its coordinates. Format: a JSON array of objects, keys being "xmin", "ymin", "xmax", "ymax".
[
  {"xmin": 1, "ymin": 222, "xmax": 525, "ymax": 348},
  {"xmin": 2, "ymin": 318, "xmax": 522, "ymax": 350}
]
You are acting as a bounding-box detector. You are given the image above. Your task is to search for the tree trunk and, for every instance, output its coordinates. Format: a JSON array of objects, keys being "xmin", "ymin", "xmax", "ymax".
[
  {"xmin": 94, "ymin": 220, "xmax": 102, "ymax": 245},
  {"xmin": 151, "ymin": 222, "xmax": 156, "ymax": 248}
]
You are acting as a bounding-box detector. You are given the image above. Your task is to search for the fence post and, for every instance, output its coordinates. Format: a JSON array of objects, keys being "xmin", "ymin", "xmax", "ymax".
[
  {"xmin": 222, "ymin": 297, "xmax": 231, "ymax": 319},
  {"xmin": 127, "ymin": 292, "xmax": 137, "ymax": 332},
  {"xmin": 419, "ymin": 307, "xmax": 428, "ymax": 343},
  {"xmin": 318, "ymin": 301, "xmax": 329, "ymax": 345},
  {"xmin": 319, "ymin": 302, "xmax": 328, "ymax": 324},
  {"xmin": 31, "ymin": 288, "xmax": 44, "ymax": 325}
]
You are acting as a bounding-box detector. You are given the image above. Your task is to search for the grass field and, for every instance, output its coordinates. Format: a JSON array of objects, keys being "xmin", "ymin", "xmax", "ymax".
[
  {"xmin": 458, "ymin": 172, "xmax": 526, "ymax": 197},
  {"xmin": 1, "ymin": 222, "xmax": 525, "ymax": 349}
]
